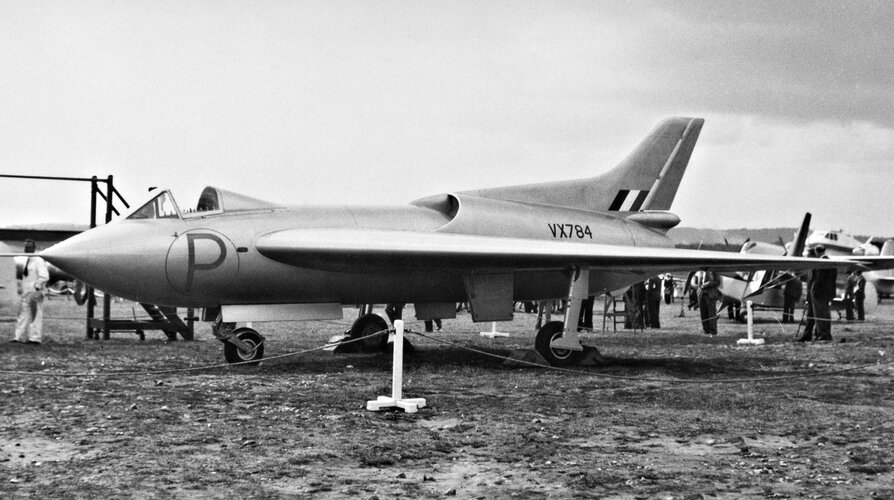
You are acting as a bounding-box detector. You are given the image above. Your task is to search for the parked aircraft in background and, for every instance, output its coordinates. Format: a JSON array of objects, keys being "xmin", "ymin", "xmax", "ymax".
[
  {"xmin": 0, "ymin": 252, "xmax": 86, "ymax": 329},
  {"xmin": 0, "ymin": 242, "xmax": 19, "ymax": 319},
  {"xmin": 717, "ymin": 213, "xmax": 812, "ymax": 319},
  {"xmin": 33, "ymin": 117, "xmax": 867, "ymax": 366},
  {"xmin": 0, "ymin": 226, "xmax": 84, "ymax": 305},
  {"xmin": 805, "ymin": 229, "xmax": 894, "ymax": 298},
  {"xmin": 717, "ymin": 217, "xmax": 894, "ymax": 319},
  {"xmin": 805, "ymin": 229, "xmax": 879, "ymax": 256},
  {"xmin": 868, "ymin": 240, "xmax": 894, "ymax": 298}
]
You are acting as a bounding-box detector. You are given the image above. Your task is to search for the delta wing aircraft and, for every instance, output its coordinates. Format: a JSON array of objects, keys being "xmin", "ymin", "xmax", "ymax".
[{"xmin": 37, "ymin": 117, "xmax": 863, "ymax": 366}]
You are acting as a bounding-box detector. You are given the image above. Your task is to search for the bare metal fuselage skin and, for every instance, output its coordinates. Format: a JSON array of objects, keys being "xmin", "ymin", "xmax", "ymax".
[{"xmin": 43, "ymin": 195, "xmax": 673, "ymax": 308}]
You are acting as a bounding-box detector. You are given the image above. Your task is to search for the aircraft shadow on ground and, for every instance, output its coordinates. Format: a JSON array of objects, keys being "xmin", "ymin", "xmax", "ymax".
[
  {"xmin": 262, "ymin": 343, "xmax": 511, "ymax": 372},
  {"xmin": 599, "ymin": 355, "xmax": 783, "ymax": 379},
  {"xmin": 257, "ymin": 342, "xmax": 807, "ymax": 379}
]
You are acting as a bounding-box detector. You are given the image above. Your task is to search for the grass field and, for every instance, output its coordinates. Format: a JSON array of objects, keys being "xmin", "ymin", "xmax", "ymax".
[{"xmin": 1, "ymin": 295, "xmax": 892, "ymax": 498}]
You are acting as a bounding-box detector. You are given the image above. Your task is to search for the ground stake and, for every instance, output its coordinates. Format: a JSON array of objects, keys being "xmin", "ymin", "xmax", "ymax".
[
  {"xmin": 480, "ymin": 322, "xmax": 509, "ymax": 338},
  {"xmin": 366, "ymin": 320, "xmax": 426, "ymax": 413},
  {"xmin": 737, "ymin": 300, "xmax": 765, "ymax": 346}
]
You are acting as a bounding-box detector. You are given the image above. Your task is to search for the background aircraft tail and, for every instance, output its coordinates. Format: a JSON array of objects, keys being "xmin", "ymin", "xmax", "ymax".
[
  {"xmin": 788, "ymin": 212, "xmax": 812, "ymax": 257},
  {"xmin": 882, "ymin": 240, "xmax": 894, "ymax": 256},
  {"xmin": 461, "ymin": 117, "xmax": 704, "ymax": 213}
]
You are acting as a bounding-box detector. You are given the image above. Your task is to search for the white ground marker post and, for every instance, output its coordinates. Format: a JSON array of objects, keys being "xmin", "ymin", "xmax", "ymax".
[
  {"xmin": 737, "ymin": 300, "xmax": 765, "ymax": 346},
  {"xmin": 367, "ymin": 320, "xmax": 426, "ymax": 413},
  {"xmin": 480, "ymin": 322, "xmax": 509, "ymax": 338}
]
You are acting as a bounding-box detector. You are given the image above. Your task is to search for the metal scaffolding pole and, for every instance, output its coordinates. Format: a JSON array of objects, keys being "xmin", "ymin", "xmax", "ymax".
[{"xmin": 0, "ymin": 173, "xmax": 129, "ymax": 340}]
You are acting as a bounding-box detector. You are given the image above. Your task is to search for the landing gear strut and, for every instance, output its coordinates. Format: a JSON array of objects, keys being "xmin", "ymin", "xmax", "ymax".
[
  {"xmin": 534, "ymin": 266, "xmax": 590, "ymax": 366},
  {"xmin": 535, "ymin": 320, "xmax": 583, "ymax": 366}
]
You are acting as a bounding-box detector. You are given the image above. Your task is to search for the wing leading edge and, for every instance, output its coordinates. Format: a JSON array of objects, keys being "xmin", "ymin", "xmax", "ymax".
[{"xmin": 255, "ymin": 228, "xmax": 863, "ymax": 274}]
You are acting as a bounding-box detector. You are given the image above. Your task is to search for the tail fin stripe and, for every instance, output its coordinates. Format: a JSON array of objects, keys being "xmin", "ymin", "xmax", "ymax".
[
  {"xmin": 629, "ymin": 190, "xmax": 650, "ymax": 211},
  {"xmin": 612, "ymin": 189, "xmax": 650, "ymax": 211},
  {"xmin": 608, "ymin": 190, "xmax": 630, "ymax": 211}
]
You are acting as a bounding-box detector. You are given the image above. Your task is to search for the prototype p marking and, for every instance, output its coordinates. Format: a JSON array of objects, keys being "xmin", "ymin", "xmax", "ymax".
[
  {"xmin": 186, "ymin": 233, "xmax": 226, "ymax": 290},
  {"xmin": 166, "ymin": 230, "xmax": 239, "ymax": 294}
]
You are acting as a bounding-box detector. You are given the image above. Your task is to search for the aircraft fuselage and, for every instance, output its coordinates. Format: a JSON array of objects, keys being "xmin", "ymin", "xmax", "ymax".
[{"xmin": 42, "ymin": 198, "xmax": 674, "ymax": 308}]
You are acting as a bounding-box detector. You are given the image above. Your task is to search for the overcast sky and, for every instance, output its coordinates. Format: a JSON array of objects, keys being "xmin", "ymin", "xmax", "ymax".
[{"xmin": 2, "ymin": 1, "xmax": 893, "ymax": 236}]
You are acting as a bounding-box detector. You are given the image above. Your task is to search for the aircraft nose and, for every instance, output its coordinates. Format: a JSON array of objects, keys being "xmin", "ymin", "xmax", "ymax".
[
  {"xmin": 40, "ymin": 229, "xmax": 113, "ymax": 284},
  {"xmin": 40, "ymin": 223, "xmax": 172, "ymax": 303}
]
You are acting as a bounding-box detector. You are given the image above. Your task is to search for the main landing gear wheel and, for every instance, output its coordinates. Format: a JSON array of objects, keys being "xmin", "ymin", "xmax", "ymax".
[
  {"xmin": 350, "ymin": 314, "xmax": 389, "ymax": 352},
  {"xmin": 223, "ymin": 327, "xmax": 265, "ymax": 365},
  {"xmin": 535, "ymin": 321, "xmax": 582, "ymax": 367}
]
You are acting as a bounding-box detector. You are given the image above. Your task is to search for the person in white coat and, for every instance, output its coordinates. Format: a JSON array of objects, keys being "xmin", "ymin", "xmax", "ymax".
[{"xmin": 12, "ymin": 240, "xmax": 49, "ymax": 344}]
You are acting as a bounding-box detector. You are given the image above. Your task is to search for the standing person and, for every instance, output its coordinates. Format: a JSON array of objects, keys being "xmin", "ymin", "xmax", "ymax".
[
  {"xmin": 802, "ymin": 245, "xmax": 837, "ymax": 342},
  {"xmin": 423, "ymin": 318, "xmax": 442, "ymax": 332},
  {"xmin": 685, "ymin": 272, "xmax": 701, "ymax": 310},
  {"xmin": 782, "ymin": 272, "xmax": 802, "ymax": 324},
  {"xmin": 623, "ymin": 284, "xmax": 645, "ymax": 330},
  {"xmin": 663, "ymin": 274, "xmax": 675, "ymax": 305},
  {"xmin": 853, "ymin": 270, "xmax": 866, "ymax": 321},
  {"xmin": 645, "ymin": 276, "xmax": 662, "ymax": 328},
  {"xmin": 698, "ymin": 270, "xmax": 721, "ymax": 335},
  {"xmin": 844, "ymin": 271, "xmax": 858, "ymax": 321},
  {"xmin": 12, "ymin": 240, "xmax": 49, "ymax": 344},
  {"xmin": 623, "ymin": 287, "xmax": 636, "ymax": 329},
  {"xmin": 726, "ymin": 298, "xmax": 741, "ymax": 322},
  {"xmin": 799, "ymin": 249, "xmax": 818, "ymax": 341},
  {"xmin": 632, "ymin": 282, "xmax": 646, "ymax": 330},
  {"xmin": 577, "ymin": 295, "xmax": 595, "ymax": 331},
  {"xmin": 385, "ymin": 303, "xmax": 404, "ymax": 323}
]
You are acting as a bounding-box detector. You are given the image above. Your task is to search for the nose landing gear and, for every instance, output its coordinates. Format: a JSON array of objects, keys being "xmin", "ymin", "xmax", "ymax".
[
  {"xmin": 222, "ymin": 327, "xmax": 265, "ymax": 365},
  {"xmin": 211, "ymin": 317, "xmax": 266, "ymax": 365}
]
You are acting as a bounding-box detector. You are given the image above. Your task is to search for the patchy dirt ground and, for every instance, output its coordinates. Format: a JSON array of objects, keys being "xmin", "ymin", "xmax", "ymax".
[{"xmin": 1, "ymin": 297, "xmax": 893, "ymax": 499}]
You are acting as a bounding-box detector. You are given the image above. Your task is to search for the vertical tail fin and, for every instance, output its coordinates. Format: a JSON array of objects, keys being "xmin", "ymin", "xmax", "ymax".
[{"xmin": 462, "ymin": 117, "xmax": 704, "ymax": 212}]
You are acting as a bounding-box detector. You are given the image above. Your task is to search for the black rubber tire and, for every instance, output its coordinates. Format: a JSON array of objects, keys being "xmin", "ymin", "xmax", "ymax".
[
  {"xmin": 223, "ymin": 327, "xmax": 265, "ymax": 365},
  {"xmin": 534, "ymin": 321, "xmax": 583, "ymax": 367},
  {"xmin": 350, "ymin": 314, "xmax": 390, "ymax": 352}
]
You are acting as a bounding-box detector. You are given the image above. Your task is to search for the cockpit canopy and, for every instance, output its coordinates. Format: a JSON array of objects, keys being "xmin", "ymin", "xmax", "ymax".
[
  {"xmin": 191, "ymin": 186, "xmax": 282, "ymax": 214},
  {"xmin": 126, "ymin": 186, "xmax": 282, "ymax": 220},
  {"xmin": 126, "ymin": 190, "xmax": 180, "ymax": 220}
]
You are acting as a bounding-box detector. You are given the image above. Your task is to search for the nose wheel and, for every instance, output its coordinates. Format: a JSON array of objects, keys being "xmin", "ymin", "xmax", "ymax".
[{"xmin": 223, "ymin": 327, "xmax": 265, "ymax": 365}]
